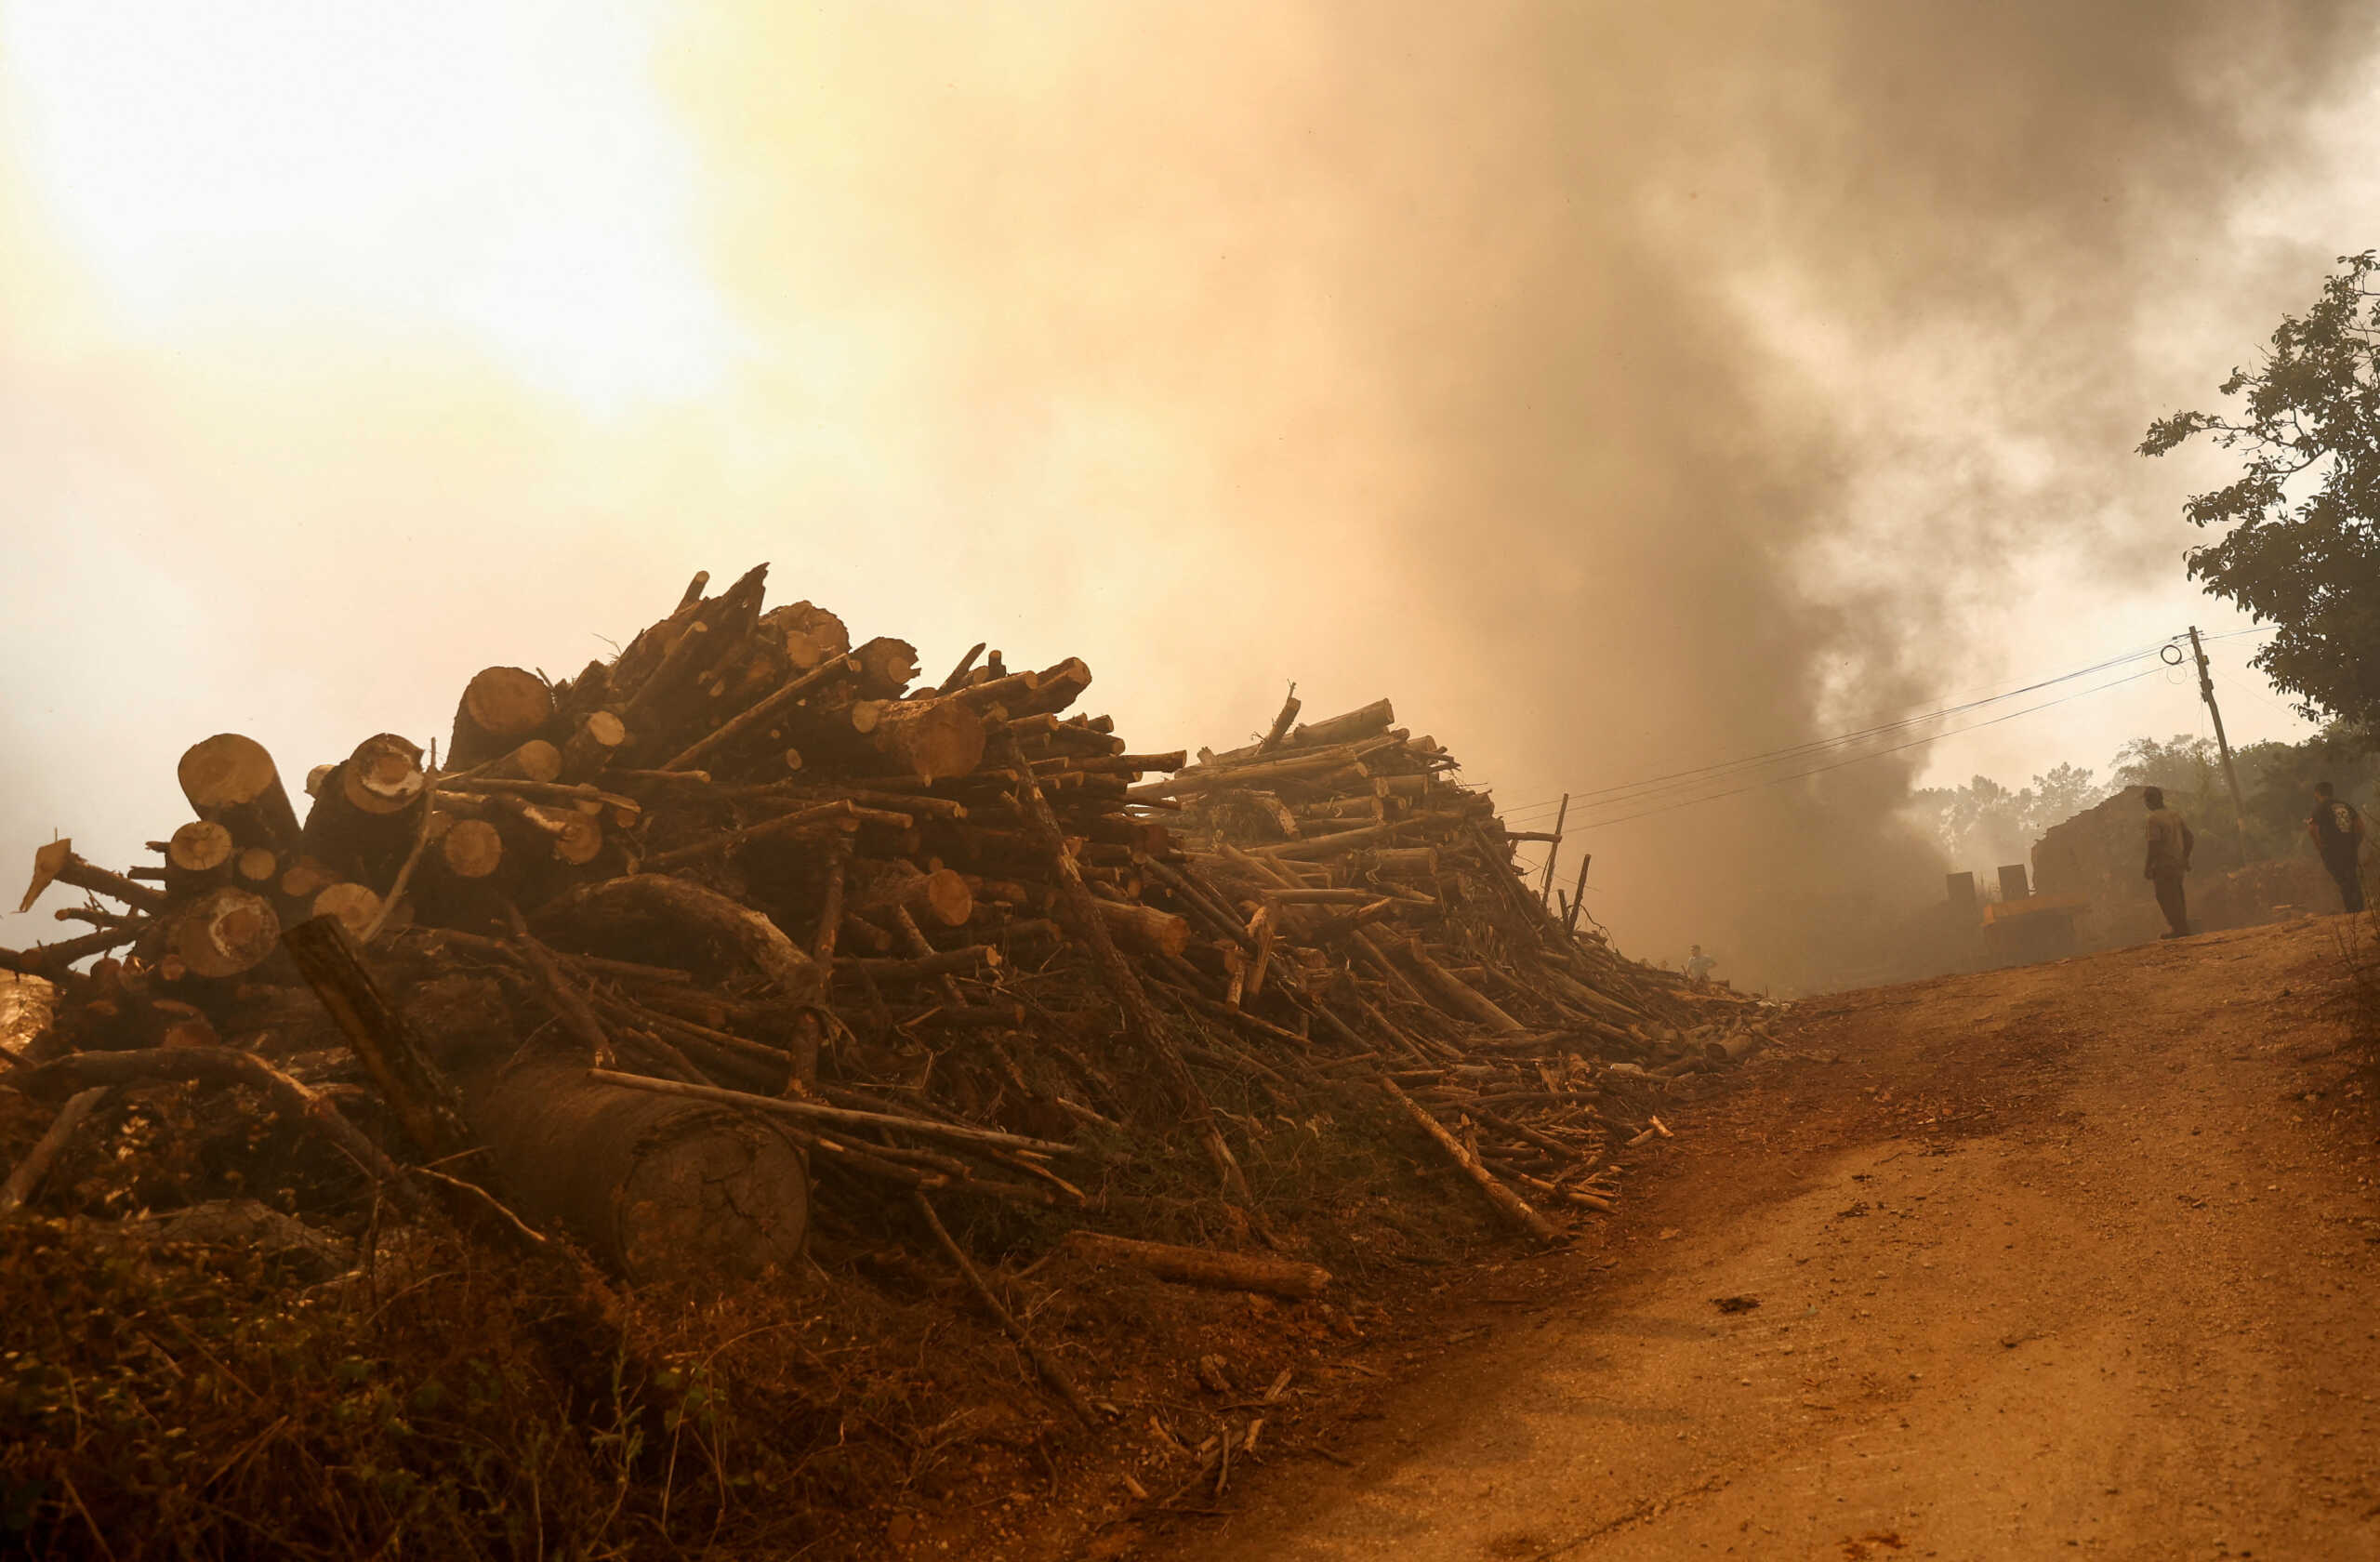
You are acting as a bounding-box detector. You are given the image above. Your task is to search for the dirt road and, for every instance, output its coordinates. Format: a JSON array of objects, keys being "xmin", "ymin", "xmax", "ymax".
[{"xmin": 1152, "ymin": 916, "xmax": 2380, "ymax": 1561}]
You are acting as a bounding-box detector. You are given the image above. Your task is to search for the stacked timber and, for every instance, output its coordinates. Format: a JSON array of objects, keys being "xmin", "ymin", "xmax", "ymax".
[{"xmin": 1, "ymin": 565, "xmax": 1770, "ymax": 1308}]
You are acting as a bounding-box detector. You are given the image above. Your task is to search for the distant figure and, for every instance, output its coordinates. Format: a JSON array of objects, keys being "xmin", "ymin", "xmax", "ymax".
[
  {"xmin": 2142, "ymin": 786, "xmax": 2195, "ymax": 939},
  {"xmin": 1684, "ymin": 944, "xmax": 1716, "ymax": 985},
  {"xmin": 2307, "ymin": 781, "xmax": 2367, "ymax": 914}
]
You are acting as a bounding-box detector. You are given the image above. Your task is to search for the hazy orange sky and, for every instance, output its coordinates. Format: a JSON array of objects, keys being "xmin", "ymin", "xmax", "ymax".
[{"xmin": 5, "ymin": 2, "xmax": 2374, "ymax": 986}]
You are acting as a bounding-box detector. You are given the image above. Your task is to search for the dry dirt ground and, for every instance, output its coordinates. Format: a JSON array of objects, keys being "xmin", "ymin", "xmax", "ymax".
[{"xmin": 1139, "ymin": 914, "xmax": 2380, "ymax": 1562}]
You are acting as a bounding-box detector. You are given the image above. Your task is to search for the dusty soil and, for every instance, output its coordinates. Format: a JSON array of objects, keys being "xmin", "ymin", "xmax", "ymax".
[{"xmin": 1135, "ymin": 914, "xmax": 2380, "ymax": 1561}]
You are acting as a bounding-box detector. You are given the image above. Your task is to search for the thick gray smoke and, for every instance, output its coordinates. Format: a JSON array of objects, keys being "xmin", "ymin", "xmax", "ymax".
[{"xmin": 664, "ymin": 2, "xmax": 2373, "ymax": 986}]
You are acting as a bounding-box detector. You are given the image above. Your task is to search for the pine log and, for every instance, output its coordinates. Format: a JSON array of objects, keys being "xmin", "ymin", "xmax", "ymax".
[
  {"xmin": 0, "ymin": 1086, "xmax": 111, "ymax": 1216},
  {"xmin": 864, "ymin": 694, "xmax": 986, "ymax": 782},
  {"xmin": 1092, "ymin": 899, "xmax": 1191, "ymax": 958},
  {"xmin": 759, "ymin": 600, "xmax": 851, "ymax": 672},
  {"xmin": 1382, "ymin": 1078, "xmax": 1559, "ymax": 1241},
  {"xmin": 1401, "ymin": 938, "xmax": 1526, "ymax": 1034},
  {"xmin": 235, "ymin": 847, "xmax": 281, "ymax": 889},
  {"xmin": 176, "ymin": 734, "xmax": 301, "ymax": 855},
  {"xmin": 935, "ymin": 642, "xmax": 987, "ymax": 695},
  {"xmin": 536, "ymin": 874, "xmax": 821, "ymax": 999},
  {"xmin": 1064, "ymin": 1231, "xmax": 1331, "ymax": 1298},
  {"xmin": 849, "ymin": 861, "xmax": 975, "ymax": 930},
  {"xmin": 309, "ymin": 882, "xmax": 385, "ymax": 943},
  {"xmin": 1293, "ymin": 698, "xmax": 1395, "ymax": 748},
  {"xmin": 639, "ymin": 800, "xmax": 862, "ymax": 871},
  {"xmin": 449, "ymin": 668, "xmax": 556, "ymax": 771},
  {"xmin": 301, "ymin": 734, "xmax": 429, "ymax": 887},
  {"xmin": 1007, "ymin": 656, "xmax": 1092, "ymax": 718},
  {"xmin": 1256, "ymin": 690, "xmax": 1302, "ymax": 756},
  {"xmin": 0, "ymin": 920, "xmax": 148, "ymax": 976},
  {"xmin": 282, "ymin": 913, "xmax": 475, "ymax": 1161},
  {"xmin": 559, "ymin": 710, "xmax": 630, "ymax": 782},
  {"xmin": 20, "ymin": 840, "xmax": 168, "ymax": 916},
  {"xmin": 661, "ymin": 654, "xmax": 858, "ymax": 774},
  {"xmin": 851, "ymin": 636, "xmax": 921, "ymax": 698},
  {"xmin": 163, "ymin": 821, "xmax": 236, "ymax": 897},
  {"xmin": 588, "ymin": 1068, "xmax": 1071, "ymax": 1154},
  {"xmin": 165, "ymin": 887, "xmax": 283, "ymax": 980}
]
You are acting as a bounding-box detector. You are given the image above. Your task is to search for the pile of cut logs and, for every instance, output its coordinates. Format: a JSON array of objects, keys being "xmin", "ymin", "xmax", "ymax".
[{"xmin": 1, "ymin": 563, "xmax": 1768, "ymax": 1304}]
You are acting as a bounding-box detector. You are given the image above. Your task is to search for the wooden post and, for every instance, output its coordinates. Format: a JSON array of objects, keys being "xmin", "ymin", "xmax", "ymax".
[
  {"xmin": 1565, "ymin": 852, "xmax": 1593, "ymax": 934},
  {"xmin": 1537, "ymin": 793, "xmax": 1569, "ymax": 907}
]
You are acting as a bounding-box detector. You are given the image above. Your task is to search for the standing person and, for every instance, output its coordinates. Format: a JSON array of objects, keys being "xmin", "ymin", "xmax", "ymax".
[
  {"xmin": 1684, "ymin": 945, "xmax": 1716, "ymax": 986},
  {"xmin": 2142, "ymin": 787, "xmax": 2195, "ymax": 939},
  {"xmin": 2307, "ymin": 781, "xmax": 2367, "ymax": 914}
]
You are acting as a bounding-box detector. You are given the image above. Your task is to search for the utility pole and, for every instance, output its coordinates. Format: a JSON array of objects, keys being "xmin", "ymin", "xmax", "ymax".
[{"xmin": 2186, "ymin": 626, "xmax": 2252, "ymax": 850}]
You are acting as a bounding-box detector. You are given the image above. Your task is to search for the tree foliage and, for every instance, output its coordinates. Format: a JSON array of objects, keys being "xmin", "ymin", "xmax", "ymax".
[{"xmin": 2141, "ymin": 252, "xmax": 2380, "ymax": 732}]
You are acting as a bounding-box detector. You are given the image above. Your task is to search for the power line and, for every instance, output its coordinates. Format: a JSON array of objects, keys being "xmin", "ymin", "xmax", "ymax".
[
  {"xmin": 1495, "ymin": 639, "xmax": 2172, "ymax": 826},
  {"xmin": 1567, "ymin": 665, "xmax": 2161, "ymax": 830}
]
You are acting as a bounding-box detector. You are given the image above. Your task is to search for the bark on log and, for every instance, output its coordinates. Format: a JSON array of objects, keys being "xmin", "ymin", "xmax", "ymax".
[
  {"xmin": 165, "ymin": 887, "xmax": 283, "ymax": 980},
  {"xmin": 559, "ymin": 710, "xmax": 630, "ymax": 782},
  {"xmin": 759, "ymin": 600, "xmax": 851, "ymax": 672},
  {"xmin": 849, "ymin": 861, "xmax": 975, "ymax": 930},
  {"xmin": 282, "ymin": 913, "xmax": 476, "ymax": 1162},
  {"xmin": 479, "ymin": 739, "xmax": 563, "ymax": 785},
  {"xmin": 864, "ymin": 694, "xmax": 986, "ymax": 782},
  {"xmin": 537, "ymin": 874, "xmax": 821, "ymax": 999},
  {"xmin": 639, "ymin": 800, "xmax": 862, "ymax": 871},
  {"xmin": 177, "ymin": 734, "xmax": 301, "ymax": 855},
  {"xmin": 164, "ymin": 821, "xmax": 235, "ymax": 897},
  {"xmin": 1092, "ymin": 899, "xmax": 1191, "ymax": 958},
  {"xmin": 20, "ymin": 840, "xmax": 168, "ymax": 915},
  {"xmin": 1403, "ymin": 938, "xmax": 1527, "ymax": 1034},
  {"xmin": 0, "ymin": 1086, "xmax": 110, "ymax": 1215},
  {"xmin": 449, "ymin": 667, "xmax": 557, "ymax": 771},
  {"xmin": 1382, "ymin": 1078, "xmax": 1559, "ymax": 1241},
  {"xmin": 300, "ymin": 734, "xmax": 429, "ymax": 887},
  {"xmin": 588, "ymin": 1069, "xmax": 1073, "ymax": 1154},
  {"xmin": 1063, "ymin": 1231, "xmax": 1331, "ymax": 1299},
  {"xmin": 851, "ymin": 636, "xmax": 921, "ymax": 698},
  {"xmin": 660, "ymin": 655, "xmax": 858, "ymax": 774}
]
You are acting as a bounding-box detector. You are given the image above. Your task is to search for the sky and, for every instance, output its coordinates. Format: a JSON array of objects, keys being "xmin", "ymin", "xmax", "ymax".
[{"xmin": 2, "ymin": 1, "xmax": 2373, "ymax": 987}]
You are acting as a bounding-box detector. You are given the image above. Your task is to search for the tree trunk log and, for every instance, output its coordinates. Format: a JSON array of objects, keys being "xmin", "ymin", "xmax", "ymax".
[
  {"xmin": 164, "ymin": 821, "xmax": 236, "ymax": 897},
  {"xmin": 864, "ymin": 694, "xmax": 986, "ymax": 782},
  {"xmin": 177, "ymin": 734, "xmax": 301, "ymax": 855},
  {"xmin": 849, "ymin": 861, "xmax": 975, "ymax": 930},
  {"xmin": 1381, "ymin": 1078, "xmax": 1559, "ymax": 1241},
  {"xmin": 1063, "ymin": 1230, "xmax": 1331, "ymax": 1298},
  {"xmin": 300, "ymin": 734, "xmax": 429, "ymax": 887},
  {"xmin": 449, "ymin": 667, "xmax": 556, "ymax": 771},
  {"xmin": 536, "ymin": 874, "xmax": 822, "ymax": 999},
  {"xmin": 164, "ymin": 887, "xmax": 283, "ymax": 980},
  {"xmin": 559, "ymin": 710, "xmax": 630, "ymax": 782},
  {"xmin": 20, "ymin": 840, "xmax": 167, "ymax": 916},
  {"xmin": 282, "ymin": 913, "xmax": 476, "ymax": 1162}
]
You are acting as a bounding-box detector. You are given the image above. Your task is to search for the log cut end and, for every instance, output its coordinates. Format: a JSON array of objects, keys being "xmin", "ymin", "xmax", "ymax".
[
  {"xmin": 341, "ymin": 735, "xmax": 428, "ymax": 816},
  {"xmin": 311, "ymin": 882, "xmax": 385, "ymax": 944},
  {"xmin": 869, "ymin": 697, "xmax": 986, "ymax": 783},
  {"xmin": 167, "ymin": 821, "xmax": 234, "ymax": 877},
  {"xmin": 456, "ymin": 668, "xmax": 554, "ymax": 762},
  {"xmin": 177, "ymin": 734, "xmax": 279, "ymax": 813},
  {"xmin": 171, "ymin": 887, "xmax": 283, "ymax": 980},
  {"xmin": 441, "ymin": 819, "xmax": 505, "ymax": 880},
  {"xmin": 614, "ymin": 1118, "xmax": 810, "ymax": 1285}
]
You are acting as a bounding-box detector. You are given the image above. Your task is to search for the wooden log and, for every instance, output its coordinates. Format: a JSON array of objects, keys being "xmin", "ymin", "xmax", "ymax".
[
  {"xmin": 915, "ymin": 1193, "xmax": 1095, "ymax": 1425},
  {"xmin": 1092, "ymin": 898, "xmax": 1191, "ymax": 958},
  {"xmin": 835, "ymin": 946, "xmax": 998, "ymax": 979},
  {"xmin": 163, "ymin": 821, "xmax": 236, "ymax": 897},
  {"xmin": 1007, "ymin": 656, "xmax": 1093, "ymax": 718},
  {"xmin": 1255, "ymin": 689, "xmax": 1302, "ymax": 756},
  {"xmin": 165, "ymin": 887, "xmax": 283, "ymax": 980},
  {"xmin": 19, "ymin": 840, "xmax": 167, "ymax": 916},
  {"xmin": 177, "ymin": 734, "xmax": 302, "ymax": 855},
  {"xmin": 0, "ymin": 1087, "xmax": 111, "ymax": 1216},
  {"xmin": 449, "ymin": 667, "xmax": 557, "ymax": 771},
  {"xmin": 849, "ymin": 861, "xmax": 975, "ymax": 930},
  {"xmin": 1403, "ymin": 939, "xmax": 1527, "ymax": 1034},
  {"xmin": 475, "ymin": 738, "xmax": 564, "ymax": 785},
  {"xmin": 310, "ymin": 881, "xmax": 385, "ymax": 943},
  {"xmin": 934, "ymin": 642, "xmax": 986, "ymax": 695},
  {"xmin": 759, "ymin": 600, "xmax": 851, "ymax": 672},
  {"xmin": 1064, "ymin": 1231, "xmax": 1331, "ymax": 1299},
  {"xmin": 536, "ymin": 874, "xmax": 822, "ymax": 999},
  {"xmin": 640, "ymin": 800, "xmax": 862, "ymax": 871},
  {"xmin": 864, "ymin": 694, "xmax": 986, "ymax": 782},
  {"xmin": 282, "ymin": 913, "xmax": 476, "ymax": 1161},
  {"xmin": 559, "ymin": 709, "xmax": 630, "ymax": 782},
  {"xmin": 234, "ymin": 846, "xmax": 280, "ymax": 890},
  {"xmin": 851, "ymin": 635, "xmax": 921, "ymax": 698},
  {"xmin": 1381, "ymin": 1078, "xmax": 1559, "ymax": 1241},
  {"xmin": 300, "ymin": 734, "xmax": 429, "ymax": 887},
  {"xmin": 661, "ymin": 654, "xmax": 859, "ymax": 774},
  {"xmin": 587, "ymin": 1068, "xmax": 1073, "ymax": 1154}
]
